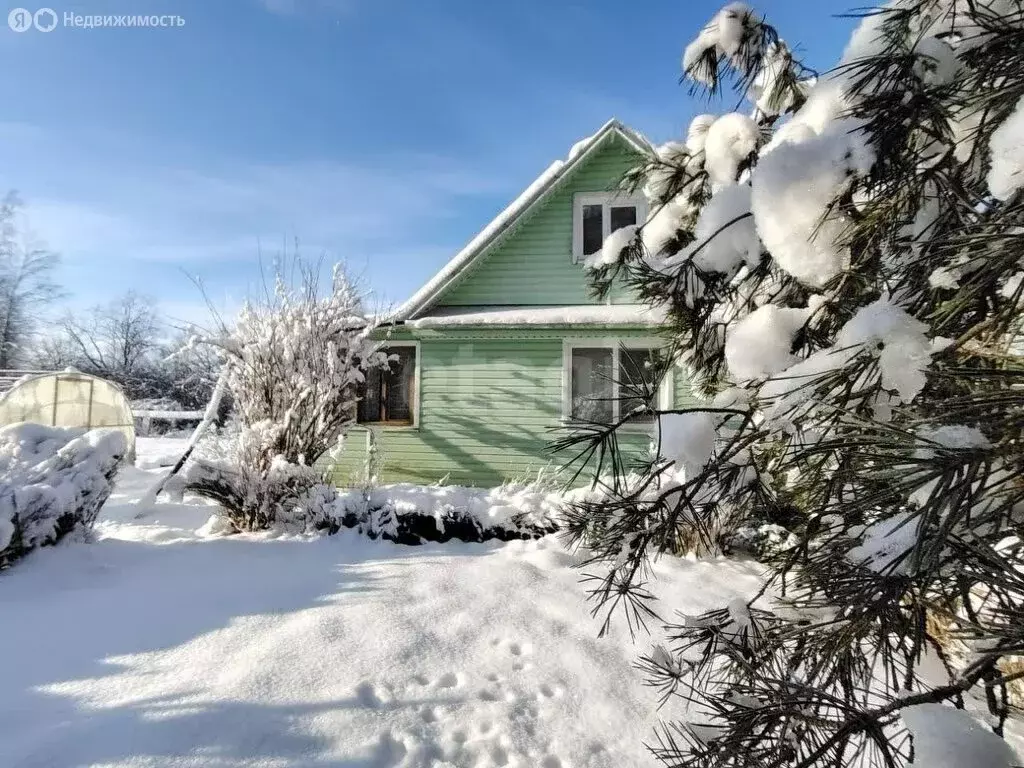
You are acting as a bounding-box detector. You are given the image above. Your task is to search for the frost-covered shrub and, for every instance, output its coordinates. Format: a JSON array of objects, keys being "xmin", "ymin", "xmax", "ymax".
[
  {"xmin": 0, "ymin": 423, "xmax": 125, "ymax": 568},
  {"xmin": 182, "ymin": 450, "xmax": 334, "ymax": 534},
  {"xmin": 182, "ymin": 262, "xmax": 387, "ymax": 532},
  {"xmin": 562, "ymin": 2, "xmax": 1024, "ymax": 766}
]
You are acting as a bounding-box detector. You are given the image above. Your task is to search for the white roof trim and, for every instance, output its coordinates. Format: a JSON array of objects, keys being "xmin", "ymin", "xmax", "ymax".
[
  {"xmin": 409, "ymin": 304, "xmax": 667, "ymax": 328},
  {"xmin": 394, "ymin": 119, "xmax": 653, "ymax": 321}
]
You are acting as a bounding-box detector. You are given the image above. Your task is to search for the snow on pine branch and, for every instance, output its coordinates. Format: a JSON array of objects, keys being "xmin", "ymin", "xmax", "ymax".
[{"xmin": 563, "ymin": 2, "xmax": 1024, "ymax": 767}]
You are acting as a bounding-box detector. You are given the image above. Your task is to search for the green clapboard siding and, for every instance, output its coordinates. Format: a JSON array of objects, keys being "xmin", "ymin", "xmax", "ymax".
[
  {"xmin": 438, "ymin": 136, "xmax": 644, "ymax": 307},
  {"xmin": 328, "ymin": 331, "xmax": 700, "ymax": 488},
  {"xmin": 325, "ymin": 129, "xmax": 704, "ymax": 488}
]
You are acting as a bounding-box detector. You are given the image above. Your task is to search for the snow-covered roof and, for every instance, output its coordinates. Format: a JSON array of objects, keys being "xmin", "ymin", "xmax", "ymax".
[
  {"xmin": 409, "ymin": 305, "xmax": 667, "ymax": 329},
  {"xmin": 395, "ymin": 119, "xmax": 654, "ymax": 321}
]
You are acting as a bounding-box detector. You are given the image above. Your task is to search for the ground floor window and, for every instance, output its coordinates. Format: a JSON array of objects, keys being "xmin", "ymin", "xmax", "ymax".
[
  {"xmin": 357, "ymin": 345, "xmax": 417, "ymax": 426},
  {"xmin": 566, "ymin": 343, "xmax": 666, "ymax": 424}
]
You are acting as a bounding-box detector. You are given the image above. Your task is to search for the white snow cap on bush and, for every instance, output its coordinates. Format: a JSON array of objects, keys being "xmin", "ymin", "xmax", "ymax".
[
  {"xmin": 642, "ymin": 198, "xmax": 691, "ymax": 260},
  {"xmin": 657, "ymin": 412, "xmax": 717, "ymax": 480},
  {"xmin": 752, "ymin": 125, "xmax": 874, "ymax": 287},
  {"xmin": 846, "ymin": 511, "xmax": 919, "ymax": 573},
  {"xmin": 917, "ymin": 424, "xmax": 991, "ymax": 454},
  {"xmin": 586, "ymin": 224, "xmax": 638, "ymax": 269},
  {"xmin": 726, "ymin": 303, "xmax": 812, "ymax": 381},
  {"xmin": 987, "ymin": 95, "xmax": 1024, "ymax": 201},
  {"xmin": 835, "ymin": 297, "xmax": 935, "ymax": 403},
  {"xmin": 928, "ymin": 266, "xmax": 961, "ymax": 289},
  {"xmin": 675, "ymin": 183, "xmax": 760, "ymax": 276},
  {"xmin": 644, "ymin": 142, "xmax": 689, "ymax": 201},
  {"xmin": 901, "ymin": 703, "xmax": 1018, "ymax": 768},
  {"xmin": 1001, "ymin": 270, "xmax": 1024, "ymax": 299},
  {"xmin": 340, "ymin": 482, "xmax": 565, "ymax": 534},
  {"xmin": 687, "ymin": 114, "xmax": 717, "ymax": 153},
  {"xmin": 749, "ymin": 42, "xmax": 800, "ymax": 116},
  {"xmin": 682, "ymin": 3, "xmax": 754, "ymax": 86},
  {"xmin": 756, "ymin": 297, "xmax": 939, "ymax": 417},
  {"xmin": 704, "ymin": 113, "xmax": 760, "ymax": 189},
  {"xmin": 909, "ymin": 425, "xmax": 991, "ymax": 508}
]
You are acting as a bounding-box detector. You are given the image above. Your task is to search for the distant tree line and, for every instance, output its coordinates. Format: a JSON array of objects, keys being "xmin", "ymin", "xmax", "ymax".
[{"xmin": 0, "ymin": 190, "xmax": 219, "ymax": 408}]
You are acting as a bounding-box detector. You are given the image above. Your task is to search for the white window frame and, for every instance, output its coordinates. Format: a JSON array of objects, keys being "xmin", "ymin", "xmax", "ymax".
[
  {"xmin": 572, "ymin": 192, "xmax": 648, "ymax": 263},
  {"xmin": 561, "ymin": 339, "xmax": 673, "ymax": 427},
  {"xmin": 358, "ymin": 340, "xmax": 421, "ymax": 430}
]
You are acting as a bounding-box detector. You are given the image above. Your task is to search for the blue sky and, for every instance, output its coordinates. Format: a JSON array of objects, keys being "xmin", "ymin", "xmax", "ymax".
[{"xmin": 0, "ymin": 0, "xmax": 856, "ymax": 327}]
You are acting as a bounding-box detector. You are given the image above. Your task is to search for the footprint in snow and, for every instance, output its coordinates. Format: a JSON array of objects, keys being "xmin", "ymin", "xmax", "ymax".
[
  {"xmin": 371, "ymin": 731, "xmax": 407, "ymax": 765},
  {"xmin": 490, "ymin": 744, "xmax": 511, "ymax": 766},
  {"xmin": 537, "ymin": 683, "xmax": 565, "ymax": 700},
  {"xmin": 355, "ymin": 681, "xmax": 385, "ymax": 709},
  {"xmin": 434, "ymin": 671, "xmax": 460, "ymax": 689},
  {"xmin": 508, "ymin": 641, "xmax": 532, "ymax": 657}
]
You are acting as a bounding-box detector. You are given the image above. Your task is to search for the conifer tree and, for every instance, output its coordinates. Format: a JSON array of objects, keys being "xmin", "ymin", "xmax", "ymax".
[{"xmin": 559, "ymin": 2, "xmax": 1024, "ymax": 765}]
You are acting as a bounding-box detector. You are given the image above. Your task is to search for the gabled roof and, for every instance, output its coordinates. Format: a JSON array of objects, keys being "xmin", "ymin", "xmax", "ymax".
[{"xmin": 394, "ymin": 119, "xmax": 654, "ymax": 321}]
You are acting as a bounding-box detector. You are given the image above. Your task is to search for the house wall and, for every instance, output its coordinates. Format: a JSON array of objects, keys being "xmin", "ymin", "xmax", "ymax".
[
  {"xmin": 327, "ymin": 329, "xmax": 703, "ymax": 488},
  {"xmin": 436, "ymin": 136, "xmax": 644, "ymax": 307},
  {"xmin": 325, "ymin": 130, "xmax": 700, "ymax": 488}
]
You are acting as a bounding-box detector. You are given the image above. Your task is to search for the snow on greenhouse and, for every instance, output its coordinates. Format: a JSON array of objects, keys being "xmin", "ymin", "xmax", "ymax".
[{"xmin": 0, "ymin": 371, "xmax": 136, "ymax": 458}]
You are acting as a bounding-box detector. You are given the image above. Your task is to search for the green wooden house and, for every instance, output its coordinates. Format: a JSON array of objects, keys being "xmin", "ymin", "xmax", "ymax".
[{"xmin": 330, "ymin": 119, "xmax": 697, "ymax": 487}]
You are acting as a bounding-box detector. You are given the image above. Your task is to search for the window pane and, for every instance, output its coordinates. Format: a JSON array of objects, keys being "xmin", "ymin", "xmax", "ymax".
[
  {"xmin": 357, "ymin": 367, "xmax": 382, "ymax": 423},
  {"xmin": 610, "ymin": 205, "xmax": 637, "ymax": 232},
  {"xmin": 582, "ymin": 204, "xmax": 603, "ymax": 256},
  {"xmin": 357, "ymin": 346, "xmax": 416, "ymax": 424},
  {"xmin": 571, "ymin": 348, "xmax": 614, "ymax": 422},
  {"xmin": 620, "ymin": 348, "xmax": 661, "ymax": 422},
  {"xmin": 383, "ymin": 347, "xmax": 415, "ymax": 423}
]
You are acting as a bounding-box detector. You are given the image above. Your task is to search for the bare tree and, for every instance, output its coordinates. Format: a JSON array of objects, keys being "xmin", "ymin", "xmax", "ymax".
[
  {"xmin": 29, "ymin": 333, "xmax": 78, "ymax": 371},
  {"xmin": 0, "ymin": 191, "xmax": 63, "ymax": 368},
  {"xmin": 59, "ymin": 291, "xmax": 162, "ymax": 396}
]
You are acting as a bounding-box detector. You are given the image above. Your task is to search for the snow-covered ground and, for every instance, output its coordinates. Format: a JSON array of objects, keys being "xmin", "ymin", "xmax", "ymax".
[{"xmin": 0, "ymin": 438, "xmax": 764, "ymax": 768}]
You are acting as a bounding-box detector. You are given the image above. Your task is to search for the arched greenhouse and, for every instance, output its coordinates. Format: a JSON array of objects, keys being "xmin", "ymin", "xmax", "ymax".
[{"xmin": 0, "ymin": 371, "xmax": 136, "ymax": 457}]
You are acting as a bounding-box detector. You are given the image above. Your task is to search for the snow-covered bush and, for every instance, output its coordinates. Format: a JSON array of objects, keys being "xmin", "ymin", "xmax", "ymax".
[
  {"xmin": 561, "ymin": 2, "xmax": 1024, "ymax": 766},
  {"xmin": 0, "ymin": 423, "xmax": 125, "ymax": 568},
  {"xmin": 333, "ymin": 481, "xmax": 562, "ymax": 544},
  {"xmin": 182, "ymin": 261, "xmax": 388, "ymax": 532},
  {"xmin": 191, "ymin": 478, "xmax": 563, "ymax": 544}
]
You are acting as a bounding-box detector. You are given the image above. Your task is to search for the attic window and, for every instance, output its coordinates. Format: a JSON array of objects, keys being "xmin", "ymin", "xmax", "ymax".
[{"xmin": 572, "ymin": 192, "xmax": 647, "ymax": 263}]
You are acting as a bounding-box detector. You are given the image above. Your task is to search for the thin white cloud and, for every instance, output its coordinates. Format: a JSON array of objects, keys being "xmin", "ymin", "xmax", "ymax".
[
  {"xmin": 0, "ymin": 121, "xmax": 507, "ymax": 311},
  {"xmin": 26, "ymin": 158, "xmax": 494, "ymax": 267},
  {"xmin": 258, "ymin": 0, "xmax": 354, "ymax": 16}
]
